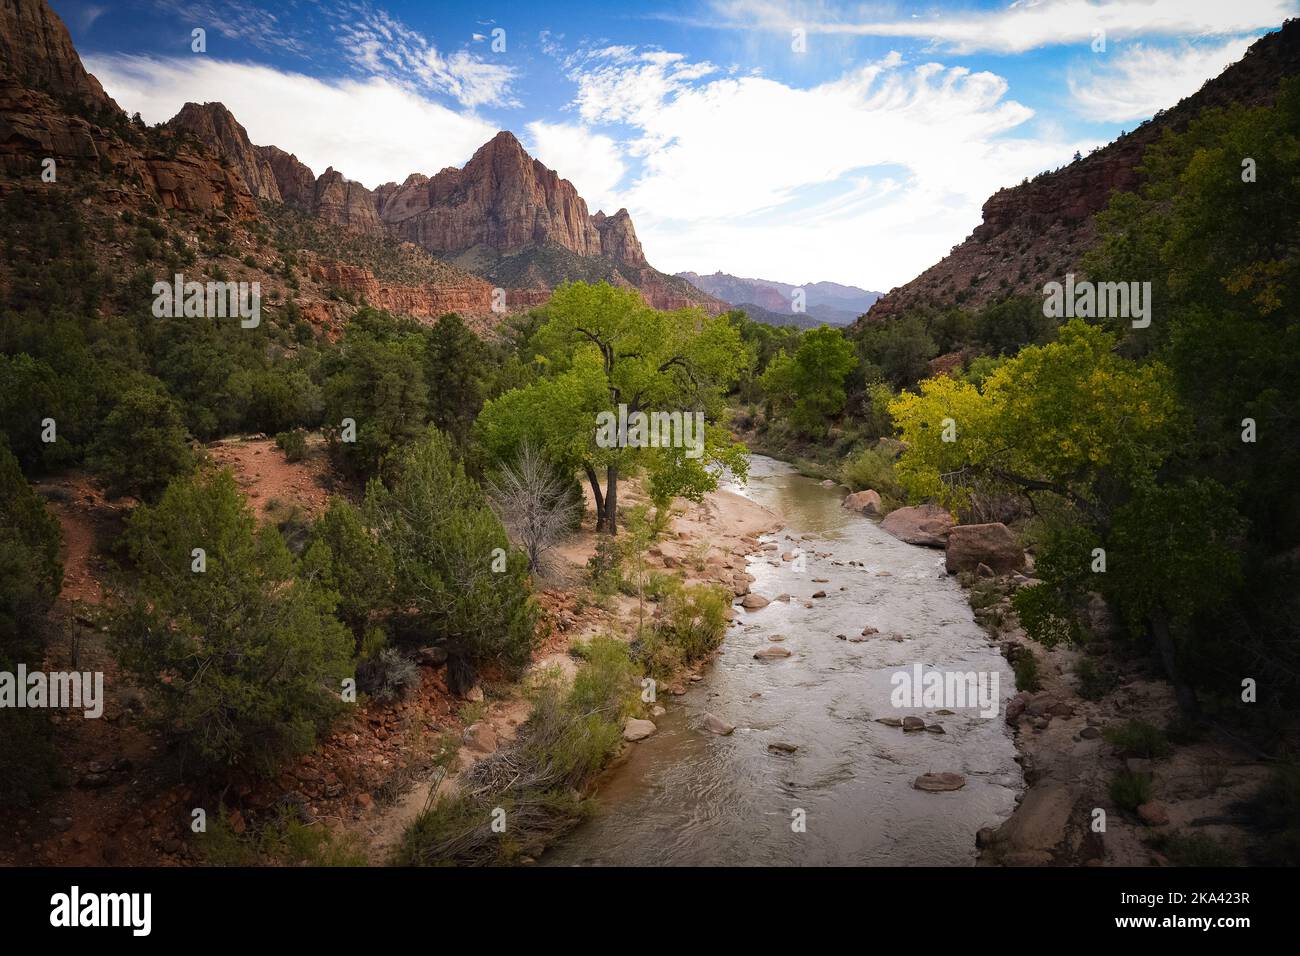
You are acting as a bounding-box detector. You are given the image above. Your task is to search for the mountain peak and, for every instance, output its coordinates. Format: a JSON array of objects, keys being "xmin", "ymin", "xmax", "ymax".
[{"xmin": 0, "ymin": 0, "xmax": 117, "ymax": 108}]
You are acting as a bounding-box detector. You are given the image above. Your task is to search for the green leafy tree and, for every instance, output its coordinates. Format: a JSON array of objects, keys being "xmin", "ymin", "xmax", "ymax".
[
  {"xmin": 323, "ymin": 335, "xmax": 428, "ymax": 476},
  {"xmin": 90, "ymin": 384, "xmax": 192, "ymax": 500},
  {"xmin": 112, "ymin": 469, "xmax": 353, "ymax": 778},
  {"xmin": 759, "ymin": 325, "xmax": 858, "ymax": 436},
  {"xmin": 479, "ymin": 282, "xmax": 750, "ymax": 533},
  {"xmin": 364, "ymin": 427, "xmax": 537, "ymax": 688}
]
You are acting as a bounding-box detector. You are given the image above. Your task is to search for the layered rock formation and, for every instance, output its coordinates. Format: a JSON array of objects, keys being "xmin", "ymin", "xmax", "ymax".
[
  {"xmin": 0, "ymin": 0, "xmax": 115, "ymax": 107},
  {"xmin": 167, "ymin": 102, "xmax": 281, "ymax": 201},
  {"xmin": 375, "ymin": 131, "xmax": 598, "ymax": 256},
  {"xmin": 308, "ymin": 259, "xmax": 497, "ymax": 321},
  {"xmin": 863, "ymin": 19, "xmax": 1300, "ymax": 324},
  {"xmin": 0, "ymin": 0, "xmax": 257, "ymax": 216}
]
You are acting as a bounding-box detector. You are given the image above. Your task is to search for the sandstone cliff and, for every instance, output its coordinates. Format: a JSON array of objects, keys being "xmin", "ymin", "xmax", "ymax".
[
  {"xmin": 0, "ymin": 0, "xmax": 115, "ymax": 107},
  {"xmin": 167, "ymin": 102, "xmax": 281, "ymax": 201}
]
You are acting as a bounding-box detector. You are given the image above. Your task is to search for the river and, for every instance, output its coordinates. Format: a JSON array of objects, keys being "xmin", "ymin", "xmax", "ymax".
[{"xmin": 543, "ymin": 455, "xmax": 1022, "ymax": 866}]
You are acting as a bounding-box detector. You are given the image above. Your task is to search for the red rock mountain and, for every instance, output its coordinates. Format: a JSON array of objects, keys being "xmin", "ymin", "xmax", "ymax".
[
  {"xmin": 0, "ymin": 1, "xmax": 254, "ymax": 216},
  {"xmin": 863, "ymin": 19, "xmax": 1300, "ymax": 325}
]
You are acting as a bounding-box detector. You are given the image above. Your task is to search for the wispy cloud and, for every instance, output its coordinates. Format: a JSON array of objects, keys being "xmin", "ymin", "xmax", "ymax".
[
  {"xmin": 155, "ymin": 0, "xmax": 308, "ymax": 56},
  {"xmin": 327, "ymin": 1, "xmax": 518, "ymax": 108},
  {"xmin": 700, "ymin": 0, "xmax": 1296, "ymax": 55},
  {"xmin": 1067, "ymin": 36, "xmax": 1258, "ymax": 122}
]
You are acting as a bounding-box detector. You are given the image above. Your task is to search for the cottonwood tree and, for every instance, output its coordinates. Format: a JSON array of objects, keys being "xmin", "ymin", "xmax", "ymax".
[
  {"xmin": 477, "ymin": 282, "xmax": 750, "ymax": 534},
  {"xmin": 889, "ymin": 320, "xmax": 1233, "ymax": 714}
]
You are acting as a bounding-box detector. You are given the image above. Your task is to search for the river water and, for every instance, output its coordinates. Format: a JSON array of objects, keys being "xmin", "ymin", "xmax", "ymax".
[{"xmin": 543, "ymin": 455, "xmax": 1022, "ymax": 866}]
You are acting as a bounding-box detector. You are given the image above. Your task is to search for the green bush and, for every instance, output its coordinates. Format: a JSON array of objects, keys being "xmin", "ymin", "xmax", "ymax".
[
  {"xmin": 364, "ymin": 427, "xmax": 537, "ymax": 686},
  {"xmin": 839, "ymin": 444, "xmax": 903, "ymax": 499},
  {"xmin": 1103, "ymin": 720, "xmax": 1172, "ymax": 758},
  {"xmin": 275, "ymin": 428, "xmax": 308, "ymax": 463},
  {"xmin": 0, "ymin": 441, "xmax": 64, "ymax": 804},
  {"xmin": 656, "ymin": 582, "xmax": 730, "ymax": 663},
  {"xmin": 90, "ymin": 385, "xmax": 192, "ymax": 500},
  {"xmin": 1110, "ymin": 770, "xmax": 1154, "ymax": 812},
  {"xmin": 1012, "ymin": 647, "xmax": 1041, "ymax": 692},
  {"xmin": 1074, "ymin": 657, "xmax": 1119, "ymax": 701},
  {"xmin": 111, "ymin": 469, "xmax": 353, "ymax": 778},
  {"xmin": 1012, "ymin": 583, "xmax": 1082, "ymax": 647}
]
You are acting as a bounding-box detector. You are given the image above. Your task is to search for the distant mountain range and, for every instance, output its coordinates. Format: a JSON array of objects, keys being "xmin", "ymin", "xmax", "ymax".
[{"xmin": 676, "ymin": 272, "xmax": 882, "ymax": 327}]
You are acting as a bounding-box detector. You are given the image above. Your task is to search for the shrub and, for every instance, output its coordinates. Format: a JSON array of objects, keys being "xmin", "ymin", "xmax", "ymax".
[
  {"xmin": 1154, "ymin": 832, "xmax": 1238, "ymax": 867},
  {"xmin": 364, "ymin": 427, "xmax": 537, "ymax": 687},
  {"xmin": 1074, "ymin": 657, "xmax": 1119, "ymax": 701},
  {"xmin": 1012, "ymin": 647, "xmax": 1041, "ymax": 692},
  {"xmin": 199, "ymin": 807, "xmax": 366, "ymax": 866},
  {"xmin": 1110, "ymin": 770, "xmax": 1154, "ymax": 812},
  {"xmin": 394, "ymin": 636, "xmax": 634, "ymax": 866},
  {"xmin": 839, "ymin": 444, "xmax": 903, "ymax": 499},
  {"xmin": 275, "ymin": 428, "xmax": 308, "ymax": 463},
  {"xmin": 0, "ymin": 441, "xmax": 64, "ymax": 804},
  {"xmin": 1103, "ymin": 720, "xmax": 1172, "ymax": 758},
  {"xmin": 656, "ymin": 582, "xmax": 730, "ymax": 663},
  {"xmin": 111, "ymin": 469, "xmax": 353, "ymax": 778},
  {"xmin": 90, "ymin": 385, "xmax": 192, "ymax": 500},
  {"xmin": 1012, "ymin": 584, "xmax": 1082, "ymax": 647},
  {"xmin": 304, "ymin": 498, "xmax": 393, "ymax": 640},
  {"xmin": 355, "ymin": 647, "xmax": 420, "ymax": 704}
]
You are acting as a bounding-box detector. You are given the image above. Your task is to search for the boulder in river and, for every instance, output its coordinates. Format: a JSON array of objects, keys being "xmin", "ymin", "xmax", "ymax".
[
  {"xmin": 944, "ymin": 522, "xmax": 1025, "ymax": 574},
  {"xmin": 768, "ymin": 742, "xmax": 798, "ymax": 754},
  {"xmin": 754, "ymin": 645, "xmax": 792, "ymax": 660},
  {"xmin": 740, "ymin": 593, "xmax": 771, "ymax": 609},
  {"xmin": 880, "ymin": 504, "xmax": 953, "ymax": 547},
  {"xmin": 913, "ymin": 772, "xmax": 967, "ymax": 792},
  {"xmin": 623, "ymin": 718, "xmax": 657, "ymax": 742},
  {"xmin": 842, "ymin": 489, "xmax": 882, "ymax": 516},
  {"xmin": 875, "ymin": 717, "xmax": 903, "ymax": 727},
  {"xmin": 902, "ymin": 716, "xmax": 926, "ymax": 732},
  {"xmin": 702, "ymin": 713, "xmax": 735, "ymax": 736}
]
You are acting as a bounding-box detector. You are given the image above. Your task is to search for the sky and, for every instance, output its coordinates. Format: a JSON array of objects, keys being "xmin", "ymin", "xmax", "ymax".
[{"xmin": 56, "ymin": 0, "xmax": 1297, "ymax": 291}]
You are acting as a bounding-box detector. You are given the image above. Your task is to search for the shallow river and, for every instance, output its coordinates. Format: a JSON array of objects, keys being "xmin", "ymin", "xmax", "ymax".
[{"xmin": 543, "ymin": 455, "xmax": 1022, "ymax": 866}]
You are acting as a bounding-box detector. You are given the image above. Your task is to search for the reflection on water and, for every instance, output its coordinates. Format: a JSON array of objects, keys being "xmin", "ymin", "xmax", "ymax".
[{"xmin": 543, "ymin": 456, "xmax": 1022, "ymax": 866}]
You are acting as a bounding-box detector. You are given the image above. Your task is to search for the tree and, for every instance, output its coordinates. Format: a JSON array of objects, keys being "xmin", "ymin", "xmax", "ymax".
[
  {"xmin": 485, "ymin": 442, "xmax": 580, "ymax": 576},
  {"xmin": 323, "ymin": 335, "xmax": 428, "ymax": 476},
  {"xmin": 304, "ymin": 497, "xmax": 394, "ymax": 641},
  {"xmin": 424, "ymin": 313, "xmax": 491, "ymax": 447},
  {"xmin": 0, "ymin": 439, "xmax": 63, "ymax": 803},
  {"xmin": 90, "ymin": 384, "xmax": 192, "ymax": 500},
  {"xmin": 758, "ymin": 325, "xmax": 858, "ymax": 436},
  {"xmin": 479, "ymin": 282, "xmax": 750, "ymax": 534},
  {"xmin": 364, "ymin": 427, "xmax": 537, "ymax": 689},
  {"xmin": 111, "ymin": 469, "xmax": 353, "ymax": 778},
  {"xmin": 889, "ymin": 320, "xmax": 1220, "ymax": 712}
]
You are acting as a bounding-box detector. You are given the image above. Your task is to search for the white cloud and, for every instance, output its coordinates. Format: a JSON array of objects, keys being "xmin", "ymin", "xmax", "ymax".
[
  {"xmin": 564, "ymin": 49, "xmax": 1096, "ymax": 288},
  {"xmin": 704, "ymin": 0, "xmax": 1296, "ymax": 55},
  {"xmin": 524, "ymin": 121, "xmax": 627, "ymax": 212},
  {"xmin": 1068, "ymin": 37, "xmax": 1257, "ymax": 121},
  {"xmin": 85, "ymin": 54, "xmax": 500, "ymax": 189},
  {"xmin": 330, "ymin": 2, "xmax": 518, "ymax": 108}
]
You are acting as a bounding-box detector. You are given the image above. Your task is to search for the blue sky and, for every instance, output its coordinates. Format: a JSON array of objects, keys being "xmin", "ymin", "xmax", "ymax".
[{"xmin": 56, "ymin": 0, "xmax": 1296, "ymax": 289}]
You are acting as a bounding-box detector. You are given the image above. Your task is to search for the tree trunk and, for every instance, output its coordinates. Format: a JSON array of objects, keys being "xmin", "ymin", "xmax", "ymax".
[
  {"xmin": 584, "ymin": 464, "xmax": 606, "ymax": 531},
  {"xmin": 604, "ymin": 463, "xmax": 619, "ymax": 535},
  {"xmin": 1149, "ymin": 604, "xmax": 1199, "ymax": 719}
]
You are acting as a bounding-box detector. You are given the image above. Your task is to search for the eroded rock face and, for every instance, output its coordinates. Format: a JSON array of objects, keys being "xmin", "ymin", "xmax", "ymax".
[
  {"xmin": 880, "ymin": 505, "xmax": 954, "ymax": 548},
  {"xmin": 308, "ymin": 259, "xmax": 498, "ymax": 320},
  {"xmin": 379, "ymin": 131, "xmax": 604, "ymax": 257},
  {"xmin": 0, "ymin": 0, "xmax": 116, "ymax": 107},
  {"xmin": 592, "ymin": 208, "xmax": 646, "ymax": 267},
  {"xmin": 313, "ymin": 167, "xmax": 383, "ymax": 235},
  {"xmin": 259, "ymin": 145, "xmax": 316, "ymax": 209},
  {"xmin": 944, "ymin": 522, "xmax": 1026, "ymax": 575},
  {"xmin": 843, "ymin": 489, "xmax": 882, "ymax": 516},
  {"xmin": 167, "ymin": 102, "xmax": 281, "ymax": 201}
]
